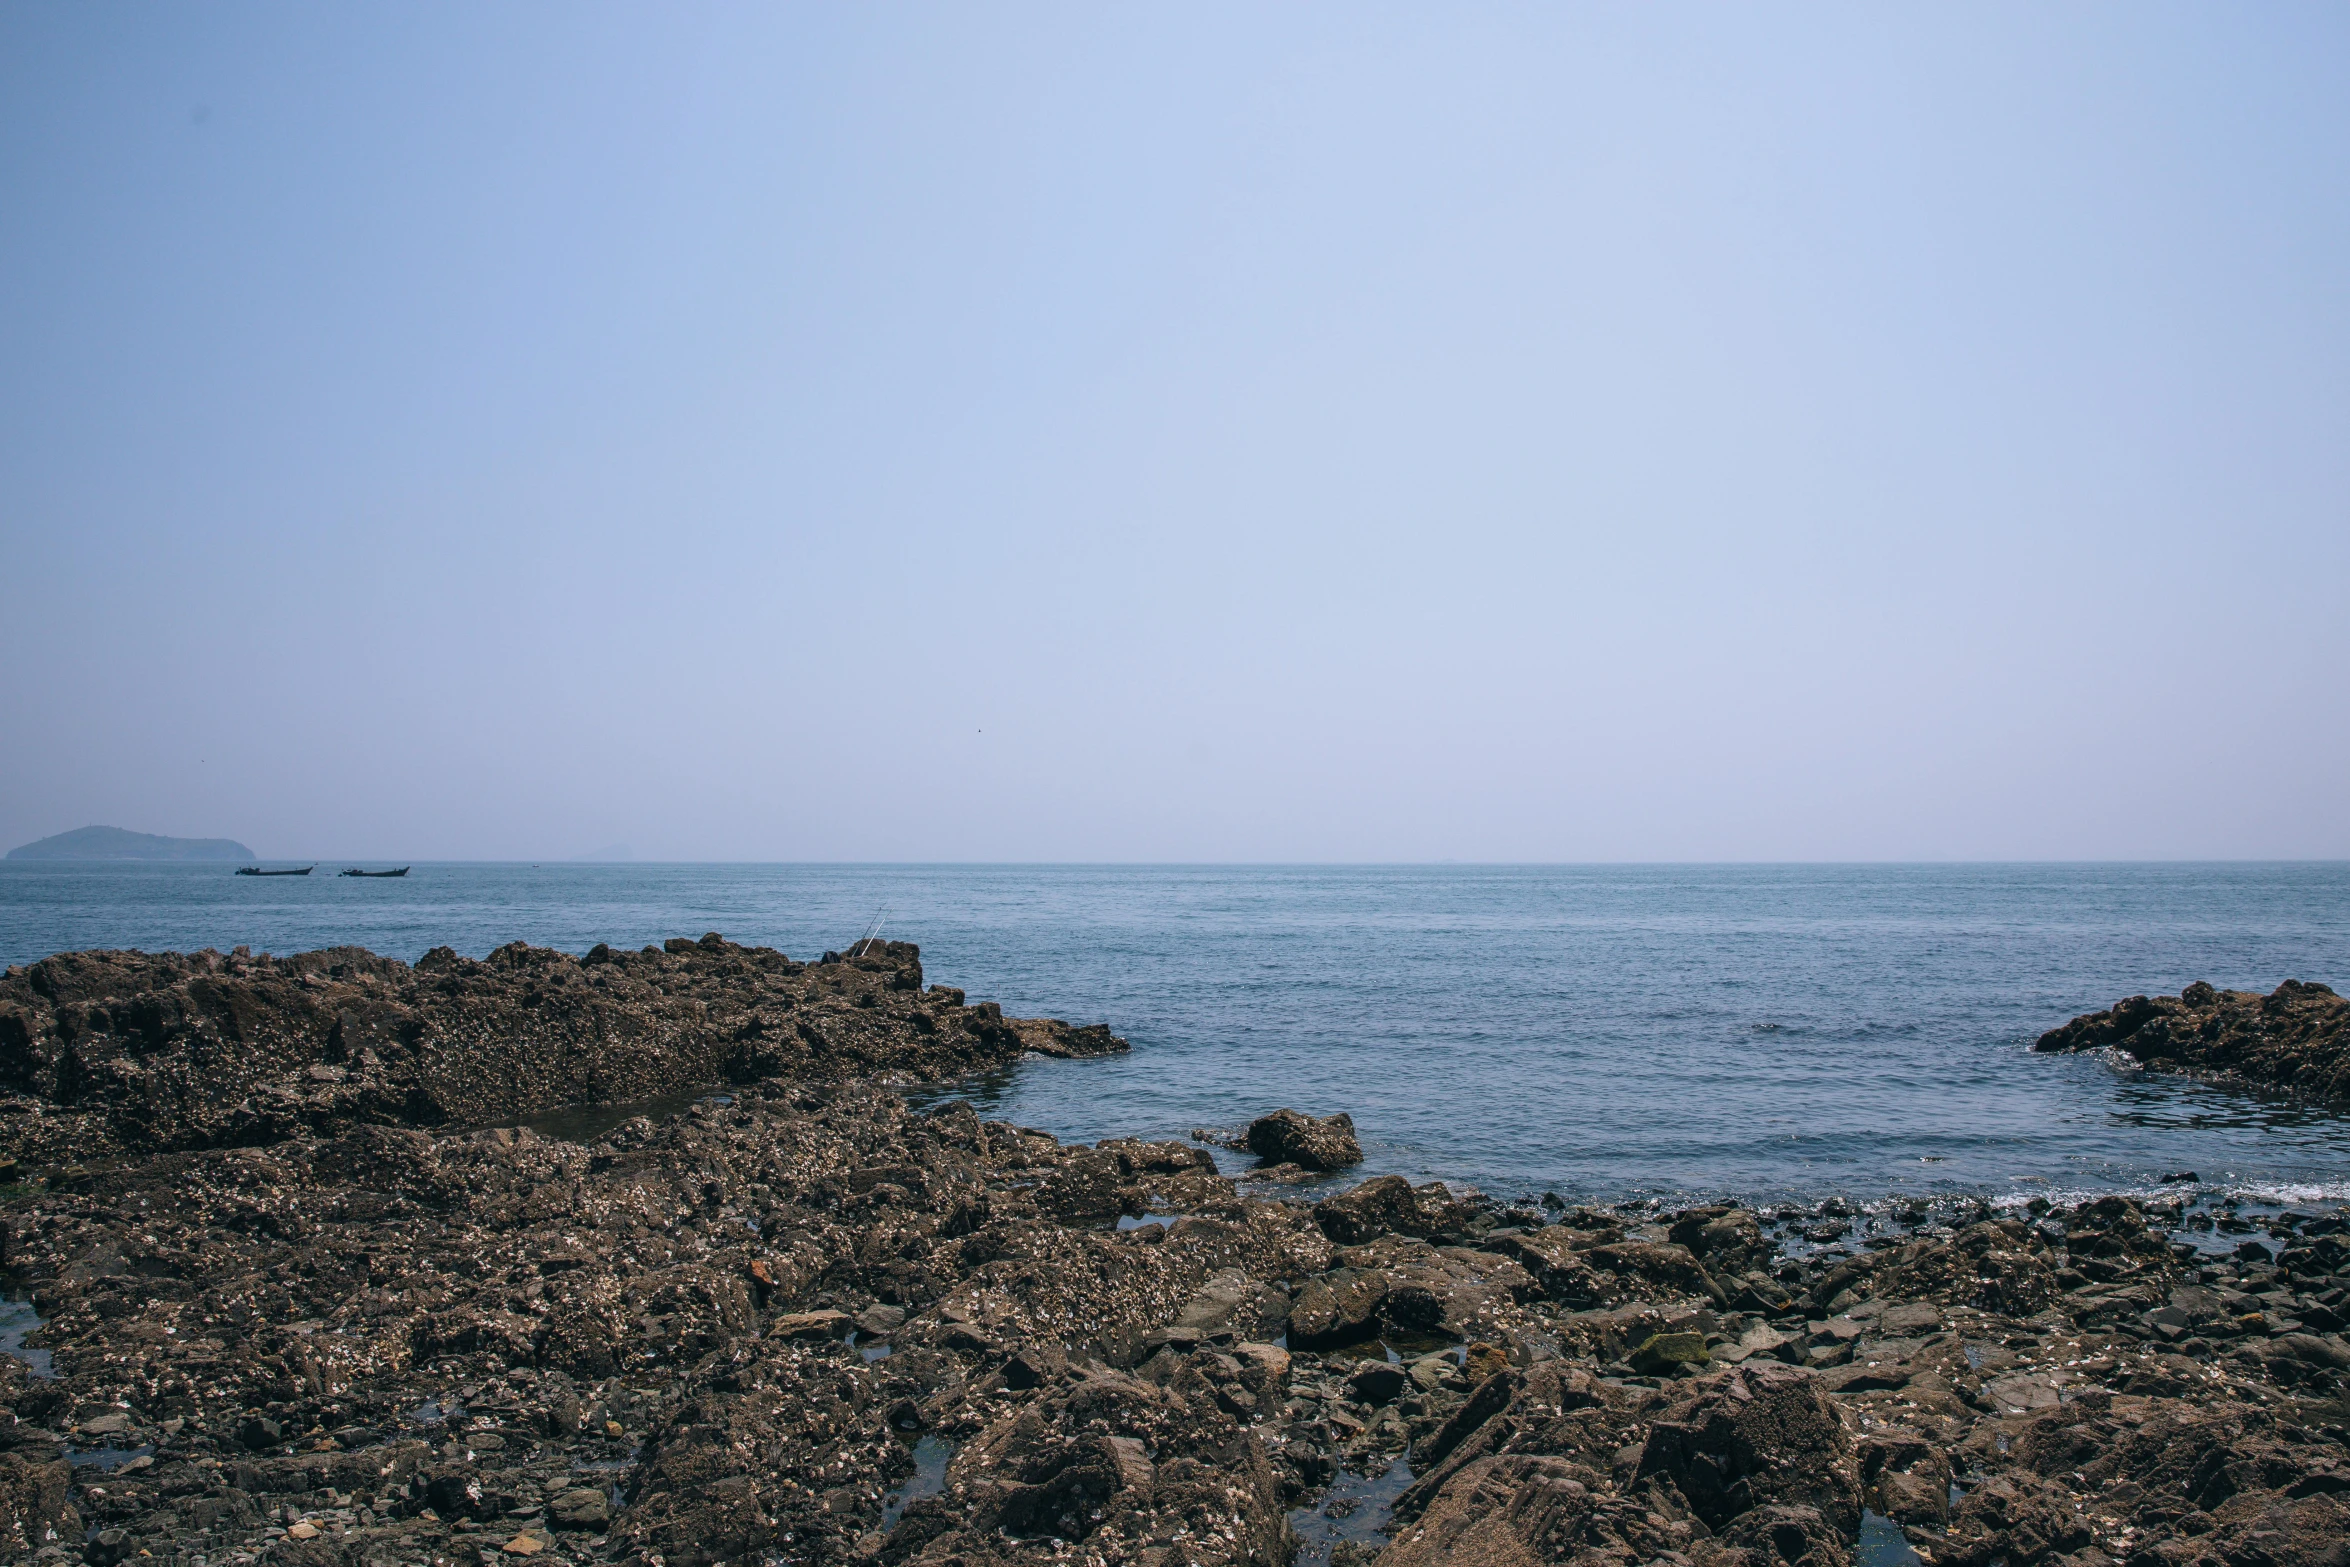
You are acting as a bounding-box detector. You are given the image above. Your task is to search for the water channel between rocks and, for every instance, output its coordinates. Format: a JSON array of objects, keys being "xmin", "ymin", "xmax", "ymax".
[
  {"xmin": 1288, "ymin": 1452, "xmax": 1415, "ymax": 1567},
  {"xmin": 882, "ymin": 1434, "xmax": 955, "ymax": 1532},
  {"xmin": 1, "ymin": 1288, "xmax": 51, "ymax": 1379}
]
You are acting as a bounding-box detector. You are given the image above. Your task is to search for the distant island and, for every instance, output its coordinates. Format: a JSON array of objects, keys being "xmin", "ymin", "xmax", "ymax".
[{"xmin": 5, "ymin": 824, "xmax": 257, "ymax": 862}]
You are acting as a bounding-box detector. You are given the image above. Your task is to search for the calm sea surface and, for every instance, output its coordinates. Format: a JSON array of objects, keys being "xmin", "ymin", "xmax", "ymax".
[{"xmin": 3, "ymin": 862, "xmax": 2346, "ymax": 1208}]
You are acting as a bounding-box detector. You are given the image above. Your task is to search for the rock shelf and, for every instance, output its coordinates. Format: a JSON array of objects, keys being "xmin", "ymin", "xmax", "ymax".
[
  {"xmin": 0, "ymin": 937, "xmax": 1123, "ymax": 1170},
  {"xmin": 0, "ymin": 944, "xmax": 2345, "ymax": 1567}
]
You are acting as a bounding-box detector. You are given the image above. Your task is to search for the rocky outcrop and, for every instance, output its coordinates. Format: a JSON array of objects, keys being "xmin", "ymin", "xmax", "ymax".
[
  {"xmin": 0, "ymin": 935, "xmax": 1125, "ymax": 1166},
  {"xmin": 2035, "ymin": 978, "xmax": 2350, "ymax": 1099},
  {"xmin": 1244, "ymin": 1108, "xmax": 1362, "ymax": 1171}
]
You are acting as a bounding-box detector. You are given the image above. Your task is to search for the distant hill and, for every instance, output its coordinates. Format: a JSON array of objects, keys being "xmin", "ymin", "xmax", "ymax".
[{"xmin": 6, "ymin": 825, "xmax": 257, "ymax": 862}]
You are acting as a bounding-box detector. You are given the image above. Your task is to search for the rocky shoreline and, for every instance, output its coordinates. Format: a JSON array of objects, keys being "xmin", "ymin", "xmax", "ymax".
[{"xmin": 0, "ymin": 944, "xmax": 2346, "ymax": 1567}]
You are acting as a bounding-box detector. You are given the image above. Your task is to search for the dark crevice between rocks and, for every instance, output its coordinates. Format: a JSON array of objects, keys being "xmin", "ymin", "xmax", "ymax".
[{"xmin": 510, "ymin": 1085, "xmax": 727, "ymax": 1145}]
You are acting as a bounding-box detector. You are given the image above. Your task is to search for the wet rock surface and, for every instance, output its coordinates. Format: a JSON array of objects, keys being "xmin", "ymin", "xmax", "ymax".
[
  {"xmin": 2035, "ymin": 979, "xmax": 2350, "ymax": 1101},
  {"xmin": 2, "ymin": 944, "xmax": 2349, "ymax": 1567}
]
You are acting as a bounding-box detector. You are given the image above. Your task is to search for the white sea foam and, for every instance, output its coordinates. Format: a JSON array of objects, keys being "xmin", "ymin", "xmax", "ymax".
[
  {"xmin": 2220, "ymin": 1180, "xmax": 2350, "ymax": 1206},
  {"xmin": 1988, "ymin": 1179, "xmax": 2350, "ymax": 1213}
]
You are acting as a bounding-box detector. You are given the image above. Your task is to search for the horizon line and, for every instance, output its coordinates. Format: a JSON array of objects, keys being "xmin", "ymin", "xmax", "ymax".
[{"xmin": 9, "ymin": 856, "xmax": 2349, "ymax": 869}]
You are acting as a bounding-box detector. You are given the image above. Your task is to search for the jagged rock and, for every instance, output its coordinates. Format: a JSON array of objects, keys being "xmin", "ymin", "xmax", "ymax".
[
  {"xmin": 1479, "ymin": 1225, "xmax": 1624, "ymax": 1309},
  {"xmin": 1670, "ymin": 1205, "xmax": 1772, "ymax": 1277},
  {"xmin": 0, "ymin": 936, "xmax": 1126, "ymax": 1167},
  {"xmin": 1586, "ymin": 1239, "xmax": 1727, "ymax": 1306},
  {"xmin": 1873, "ymin": 1218, "xmax": 2064, "ymax": 1316},
  {"xmin": 1391, "ymin": 1362, "xmax": 1624, "ymax": 1519},
  {"xmin": 1313, "ymin": 1173, "xmax": 1475, "ymax": 1244},
  {"xmin": 1289, "ymin": 1267, "xmax": 1389, "ymax": 1348},
  {"xmin": 0, "ymin": 1450, "xmax": 77, "ymax": 1559},
  {"xmin": 548, "ymin": 1488, "xmax": 611, "ymax": 1529},
  {"xmin": 1637, "ymin": 1363, "xmax": 1863, "ymax": 1536},
  {"xmin": 2034, "ymin": 978, "xmax": 2350, "ymax": 1099},
  {"xmin": 1381, "ymin": 1454, "xmax": 1622, "ymax": 1567},
  {"xmin": 913, "ymin": 1359, "xmax": 1286, "ymax": 1561},
  {"xmin": 1243, "ymin": 1108, "xmax": 1362, "ymax": 1170},
  {"xmin": 1941, "ymin": 1473, "xmax": 2094, "ymax": 1567},
  {"xmin": 1714, "ymin": 1503, "xmax": 1851, "ymax": 1567}
]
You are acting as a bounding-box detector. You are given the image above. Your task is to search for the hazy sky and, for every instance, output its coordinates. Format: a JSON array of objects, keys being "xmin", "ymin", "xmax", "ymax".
[{"xmin": 3, "ymin": 5, "xmax": 2345, "ymax": 861}]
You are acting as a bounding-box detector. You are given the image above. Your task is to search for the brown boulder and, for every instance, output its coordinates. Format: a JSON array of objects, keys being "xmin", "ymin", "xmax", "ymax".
[
  {"xmin": 1939, "ymin": 1474, "xmax": 2093, "ymax": 1567},
  {"xmin": 1244, "ymin": 1109, "xmax": 1362, "ymax": 1171},
  {"xmin": 1670, "ymin": 1206, "xmax": 1772, "ymax": 1277},
  {"xmin": 1314, "ymin": 1174, "xmax": 1475, "ymax": 1245},
  {"xmin": 1585, "ymin": 1240, "xmax": 1727, "ymax": 1306},
  {"xmin": 1336, "ymin": 1235, "xmax": 1537, "ymax": 1340},
  {"xmin": 1713, "ymin": 1504, "xmax": 1851, "ymax": 1567},
  {"xmin": 1380, "ymin": 1454, "xmax": 1607, "ymax": 1567},
  {"xmin": 1288, "ymin": 1267, "xmax": 1389, "ymax": 1348},
  {"xmin": 1479, "ymin": 1226, "xmax": 1621, "ymax": 1308},
  {"xmin": 0, "ymin": 1451, "xmax": 77, "ymax": 1559},
  {"xmin": 1874, "ymin": 1220, "xmax": 2060, "ymax": 1317}
]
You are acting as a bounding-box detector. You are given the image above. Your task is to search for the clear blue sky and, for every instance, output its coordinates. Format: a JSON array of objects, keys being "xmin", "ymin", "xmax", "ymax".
[{"xmin": 3, "ymin": 5, "xmax": 2345, "ymax": 861}]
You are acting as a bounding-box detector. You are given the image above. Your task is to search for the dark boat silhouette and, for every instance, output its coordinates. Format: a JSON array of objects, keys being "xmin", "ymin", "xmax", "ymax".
[
  {"xmin": 235, "ymin": 866, "xmax": 314, "ymax": 876},
  {"xmin": 339, "ymin": 867, "xmax": 409, "ymax": 878}
]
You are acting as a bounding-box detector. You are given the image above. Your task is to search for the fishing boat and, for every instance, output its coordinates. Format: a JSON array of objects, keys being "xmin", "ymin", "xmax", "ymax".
[
  {"xmin": 338, "ymin": 867, "xmax": 410, "ymax": 878},
  {"xmin": 235, "ymin": 866, "xmax": 314, "ymax": 876}
]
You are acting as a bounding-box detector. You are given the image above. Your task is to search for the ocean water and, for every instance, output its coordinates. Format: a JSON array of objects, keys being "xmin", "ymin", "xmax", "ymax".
[{"xmin": 3, "ymin": 861, "xmax": 2347, "ymax": 1208}]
